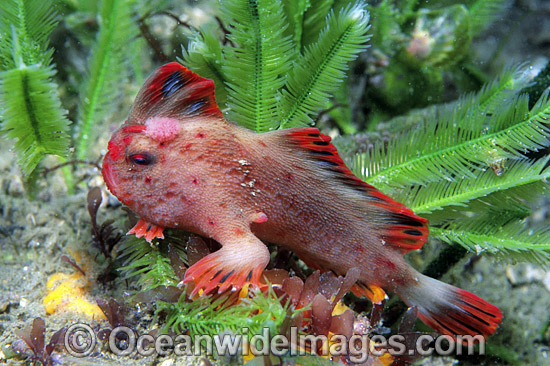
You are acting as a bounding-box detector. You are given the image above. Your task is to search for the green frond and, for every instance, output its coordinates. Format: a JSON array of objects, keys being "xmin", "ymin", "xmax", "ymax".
[
  {"xmin": 222, "ymin": 0, "xmax": 294, "ymax": 132},
  {"xmin": 424, "ymin": 181, "xmax": 547, "ymax": 226},
  {"xmin": 134, "ymin": 0, "xmax": 171, "ymax": 17},
  {"xmin": 468, "ymin": 0, "xmax": 512, "ymax": 36},
  {"xmin": 522, "ymin": 61, "xmax": 550, "ymax": 109},
  {"xmin": 349, "ymin": 68, "xmax": 550, "ymax": 263},
  {"xmin": 118, "ymin": 236, "xmax": 179, "ymax": 290},
  {"xmin": 278, "ymin": 3, "xmax": 370, "ymax": 129},
  {"xmin": 180, "ymin": 27, "xmax": 228, "ymax": 108},
  {"xmin": 399, "ymin": 157, "xmax": 550, "ymax": 214},
  {"xmin": 281, "ymin": 0, "xmax": 309, "ymax": 52},
  {"xmin": 475, "ymin": 63, "xmax": 532, "ymax": 116},
  {"xmin": 354, "ymin": 88, "xmax": 550, "ymax": 189},
  {"xmin": 158, "ymin": 288, "xmax": 292, "ymax": 337},
  {"xmin": 329, "ymin": 78, "xmax": 356, "ymax": 134},
  {"xmin": 431, "ymin": 219, "xmax": 550, "ymax": 265},
  {"xmin": 0, "ymin": 0, "xmax": 58, "ymax": 69},
  {"xmin": 0, "ymin": 64, "xmax": 70, "ymax": 175},
  {"xmin": 366, "ymin": 0, "xmax": 402, "ymax": 55},
  {"xmin": 75, "ymin": 0, "xmax": 139, "ymax": 159},
  {"xmin": 299, "ymin": 0, "xmax": 333, "ymax": 50},
  {"xmin": 370, "ymin": 64, "xmax": 531, "ymax": 135}
]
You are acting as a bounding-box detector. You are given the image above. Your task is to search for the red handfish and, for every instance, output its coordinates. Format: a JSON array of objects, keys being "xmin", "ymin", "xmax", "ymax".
[{"xmin": 102, "ymin": 62, "xmax": 502, "ymax": 339}]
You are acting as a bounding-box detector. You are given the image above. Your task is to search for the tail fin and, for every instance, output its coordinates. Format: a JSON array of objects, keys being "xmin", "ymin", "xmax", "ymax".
[{"xmin": 396, "ymin": 273, "xmax": 502, "ymax": 339}]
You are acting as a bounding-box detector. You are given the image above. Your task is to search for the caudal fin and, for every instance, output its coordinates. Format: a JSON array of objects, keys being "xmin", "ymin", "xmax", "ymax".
[{"xmin": 396, "ymin": 274, "xmax": 502, "ymax": 339}]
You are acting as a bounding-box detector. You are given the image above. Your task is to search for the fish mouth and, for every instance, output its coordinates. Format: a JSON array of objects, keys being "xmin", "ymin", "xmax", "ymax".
[
  {"xmin": 101, "ymin": 153, "xmax": 118, "ymax": 195},
  {"xmin": 102, "ymin": 127, "xmax": 127, "ymax": 194},
  {"xmin": 101, "ymin": 154, "xmax": 135, "ymax": 209}
]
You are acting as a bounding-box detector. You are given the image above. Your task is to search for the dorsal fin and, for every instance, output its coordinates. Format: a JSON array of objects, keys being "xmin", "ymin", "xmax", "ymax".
[
  {"xmin": 128, "ymin": 62, "xmax": 223, "ymax": 123},
  {"xmin": 287, "ymin": 127, "xmax": 429, "ymax": 254}
]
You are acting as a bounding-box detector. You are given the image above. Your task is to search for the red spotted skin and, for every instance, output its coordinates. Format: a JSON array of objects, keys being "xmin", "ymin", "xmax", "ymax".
[
  {"xmin": 103, "ymin": 63, "xmax": 502, "ymax": 338},
  {"xmin": 105, "ymin": 119, "xmax": 412, "ymax": 289}
]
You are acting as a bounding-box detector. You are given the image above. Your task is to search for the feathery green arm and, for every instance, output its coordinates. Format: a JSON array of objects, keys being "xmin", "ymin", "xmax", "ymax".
[
  {"xmin": 181, "ymin": 28, "xmax": 228, "ymax": 108},
  {"xmin": 118, "ymin": 236, "xmax": 180, "ymax": 290},
  {"xmin": 351, "ymin": 70, "xmax": 550, "ymax": 264},
  {"xmin": 0, "ymin": 0, "xmax": 57, "ymax": 69},
  {"xmin": 358, "ymin": 93, "xmax": 550, "ymax": 188},
  {"xmin": 352, "ymin": 65, "xmax": 534, "ymax": 186},
  {"xmin": 222, "ymin": 0, "xmax": 293, "ymax": 132},
  {"xmin": 476, "ymin": 64, "xmax": 532, "ymax": 116},
  {"xmin": 278, "ymin": 3, "xmax": 370, "ymax": 128},
  {"xmin": 75, "ymin": 0, "xmax": 137, "ymax": 160},
  {"xmin": 158, "ymin": 288, "xmax": 290, "ymax": 337},
  {"xmin": 0, "ymin": 65, "xmax": 70, "ymax": 175},
  {"xmin": 405, "ymin": 158, "xmax": 550, "ymax": 214},
  {"xmin": 431, "ymin": 223, "xmax": 550, "ymax": 265},
  {"xmin": 0, "ymin": 0, "xmax": 70, "ymax": 178},
  {"xmin": 468, "ymin": 0, "xmax": 511, "ymax": 36}
]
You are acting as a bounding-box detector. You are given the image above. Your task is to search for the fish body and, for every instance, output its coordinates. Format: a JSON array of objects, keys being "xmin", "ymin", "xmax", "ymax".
[{"xmin": 103, "ymin": 63, "xmax": 502, "ymax": 339}]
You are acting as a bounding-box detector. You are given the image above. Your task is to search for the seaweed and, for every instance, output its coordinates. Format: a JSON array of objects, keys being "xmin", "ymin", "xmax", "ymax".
[
  {"xmin": 0, "ymin": 0, "xmax": 70, "ymax": 177},
  {"xmin": 364, "ymin": 0, "xmax": 512, "ymax": 120},
  {"xmin": 276, "ymin": 269, "xmax": 360, "ymax": 339},
  {"xmin": 0, "ymin": 0, "xmax": 141, "ymax": 192},
  {"xmin": 74, "ymin": 0, "xmax": 139, "ymax": 160},
  {"xmin": 354, "ymin": 66, "xmax": 550, "ymax": 263},
  {"xmin": 12, "ymin": 317, "xmax": 66, "ymax": 365},
  {"xmin": 86, "ymin": 187, "xmax": 122, "ymax": 260},
  {"xmin": 96, "ymin": 298, "xmax": 130, "ymax": 330},
  {"xmin": 2, "ymin": 1, "xmax": 547, "ymax": 363},
  {"xmin": 85, "ymin": 186, "xmax": 124, "ymax": 286},
  {"xmin": 96, "ymin": 298, "xmax": 135, "ymax": 344},
  {"xmin": 60, "ymin": 255, "xmax": 86, "ymax": 276},
  {"xmin": 156, "ymin": 289, "xmax": 290, "ymax": 341},
  {"xmin": 182, "ymin": 0, "xmax": 370, "ymax": 132}
]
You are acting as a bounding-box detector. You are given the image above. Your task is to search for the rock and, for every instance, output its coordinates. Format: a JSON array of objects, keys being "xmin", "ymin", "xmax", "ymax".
[
  {"xmin": 505, "ymin": 263, "xmax": 548, "ymax": 286},
  {"xmin": 158, "ymin": 359, "xmax": 174, "ymax": 366},
  {"xmin": 544, "ymin": 272, "xmax": 550, "ymax": 293}
]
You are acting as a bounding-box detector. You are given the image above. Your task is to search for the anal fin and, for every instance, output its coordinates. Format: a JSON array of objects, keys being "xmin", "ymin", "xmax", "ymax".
[{"xmin": 351, "ymin": 282, "xmax": 386, "ymax": 304}]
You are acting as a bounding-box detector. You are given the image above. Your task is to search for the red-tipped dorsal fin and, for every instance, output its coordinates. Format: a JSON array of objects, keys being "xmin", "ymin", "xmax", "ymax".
[
  {"xmin": 128, "ymin": 62, "xmax": 223, "ymax": 123},
  {"xmin": 286, "ymin": 127, "xmax": 429, "ymax": 254}
]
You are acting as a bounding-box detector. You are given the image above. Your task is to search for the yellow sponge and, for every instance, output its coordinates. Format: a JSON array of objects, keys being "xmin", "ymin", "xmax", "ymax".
[{"xmin": 42, "ymin": 252, "xmax": 106, "ymax": 320}]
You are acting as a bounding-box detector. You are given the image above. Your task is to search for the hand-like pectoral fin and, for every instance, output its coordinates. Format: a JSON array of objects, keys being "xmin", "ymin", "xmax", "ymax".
[
  {"xmin": 182, "ymin": 233, "xmax": 270, "ymax": 296},
  {"xmin": 128, "ymin": 218, "xmax": 165, "ymax": 243}
]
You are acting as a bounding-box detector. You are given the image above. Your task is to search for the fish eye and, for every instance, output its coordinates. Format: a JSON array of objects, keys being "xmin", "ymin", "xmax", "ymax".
[{"xmin": 129, "ymin": 152, "xmax": 155, "ymax": 166}]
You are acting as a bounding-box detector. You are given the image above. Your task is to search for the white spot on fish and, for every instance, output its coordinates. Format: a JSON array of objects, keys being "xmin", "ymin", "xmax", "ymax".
[{"xmin": 238, "ymin": 159, "xmax": 250, "ymax": 166}]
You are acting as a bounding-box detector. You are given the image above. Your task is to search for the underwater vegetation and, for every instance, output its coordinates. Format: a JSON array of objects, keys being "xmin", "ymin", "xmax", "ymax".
[
  {"xmin": 11, "ymin": 317, "xmax": 66, "ymax": 365},
  {"xmin": 1, "ymin": 0, "xmax": 550, "ymax": 364},
  {"xmin": 364, "ymin": 0, "xmax": 513, "ymax": 121}
]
